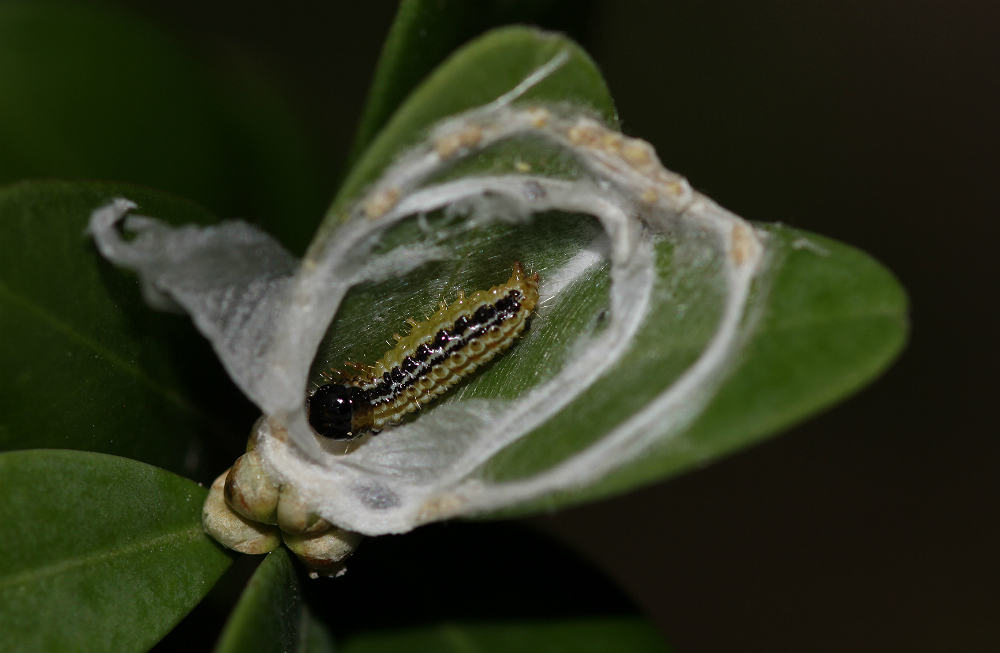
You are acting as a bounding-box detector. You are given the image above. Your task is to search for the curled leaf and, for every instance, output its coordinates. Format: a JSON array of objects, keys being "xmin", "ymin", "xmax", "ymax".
[{"xmin": 88, "ymin": 31, "xmax": 905, "ymax": 540}]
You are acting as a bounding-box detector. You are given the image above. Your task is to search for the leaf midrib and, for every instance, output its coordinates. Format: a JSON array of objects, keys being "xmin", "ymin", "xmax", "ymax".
[
  {"xmin": 0, "ymin": 526, "xmax": 206, "ymax": 590},
  {"xmin": 0, "ymin": 278, "xmax": 199, "ymax": 416}
]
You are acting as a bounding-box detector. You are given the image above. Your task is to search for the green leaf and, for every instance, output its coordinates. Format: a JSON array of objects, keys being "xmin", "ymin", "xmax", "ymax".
[
  {"xmin": 0, "ymin": 450, "xmax": 232, "ymax": 653},
  {"xmin": 299, "ymin": 608, "xmax": 336, "ymax": 653},
  {"xmin": 0, "ymin": 180, "xmax": 251, "ymax": 473},
  {"xmin": 329, "ymin": 25, "xmax": 616, "ymax": 220},
  {"xmin": 482, "ymin": 226, "xmax": 908, "ymax": 513},
  {"xmin": 340, "ymin": 617, "xmax": 670, "ymax": 653},
  {"xmin": 348, "ymin": 0, "xmax": 599, "ymax": 169},
  {"xmin": 214, "ymin": 548, "xmax": 325, "ymax": 653}
]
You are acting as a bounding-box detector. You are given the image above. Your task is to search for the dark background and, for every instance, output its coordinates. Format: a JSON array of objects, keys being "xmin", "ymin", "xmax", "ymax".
[{"xmin": 120, "ymin": 2, "xmax": 1000, "ymax": 651}]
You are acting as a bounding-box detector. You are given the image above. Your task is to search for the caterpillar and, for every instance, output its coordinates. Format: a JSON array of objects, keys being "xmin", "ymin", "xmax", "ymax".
[{"xmin": 308, "ymin": 262, "xmax": 540, "ymax": 440}]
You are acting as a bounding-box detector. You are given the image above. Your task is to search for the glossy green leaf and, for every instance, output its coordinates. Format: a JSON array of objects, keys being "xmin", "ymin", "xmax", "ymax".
[
  {"xmin": 329, "ymin": 25, "xmax": 616, "ymax": 220},
  {"xmin": 0, "ymin": 3, "xmax": 325, "ymax": 250},
  {"xmin": 0, "ymin": 450, "xmax": 232, "ymax": 653},
  {"xmin": 0, "ymin": 180, "xmax": 251, "ymax": 473},
  {"xmin": 348, "ymin": 0, "xmax": 597, "ymax": 169},
  {"xmin": 214, "ymin": 548, "xmax": 332, "ymax": 653},
  {"xmin": 340, "ymin": 617, "xmax": 669, "ymax": 653},
  {"xmin": 483, "ymin": 225, "xmax": 909, "ymax": 514}
]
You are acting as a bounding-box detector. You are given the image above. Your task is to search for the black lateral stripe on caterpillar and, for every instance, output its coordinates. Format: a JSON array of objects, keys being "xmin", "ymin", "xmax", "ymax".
[{"xmin": 307, "ymin": 262, "xmax": 540, "ymax": 440}]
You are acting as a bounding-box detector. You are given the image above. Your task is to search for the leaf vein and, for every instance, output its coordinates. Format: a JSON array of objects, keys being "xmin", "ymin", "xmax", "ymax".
[
  {"xmin": 0, "ymin": 279, "xmax": 198, "ymax": 415},
  {"xmin": 0, "ymin": 527, "xmax": 207, "ymax": 590}
]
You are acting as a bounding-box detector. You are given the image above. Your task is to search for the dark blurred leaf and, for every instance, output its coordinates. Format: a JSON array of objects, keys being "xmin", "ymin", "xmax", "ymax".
[
  {"xmin": 0, "ymin": 3, "xmax": 326, "ymax": 251},
  {"xmin": 0, "ymin": 4, "xmax": 225, "ymax": 209},
  {"xmin": 208, "ymin": 50, "xmax": 329, "ymax": 255},
  {"xmin": 214, "ymin": 548, "xmax": 331, "ymax": 653},
  {"xmin": 299, "ymin": 607, "xmax": 337, "ymax": 653},
  {"xmin": 310, "ymin": 522, "xmax": 671, "ymax": 653},
  {"xmin": 330, "ymin": 25, "xmax": 615, "ymax": 219},
  {"xmin": 340, "ymin": 616, "xmax": 670, "ymax": 653},
  {"xmin": 348, "ymin": 0, "xmax": 599, "ymax": 169}
]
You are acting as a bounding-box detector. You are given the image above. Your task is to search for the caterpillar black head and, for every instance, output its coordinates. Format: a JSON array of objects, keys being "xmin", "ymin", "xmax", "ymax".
[{"xmin": 308, "ymin": 384, "xmax": 361, "ymax": 440}]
